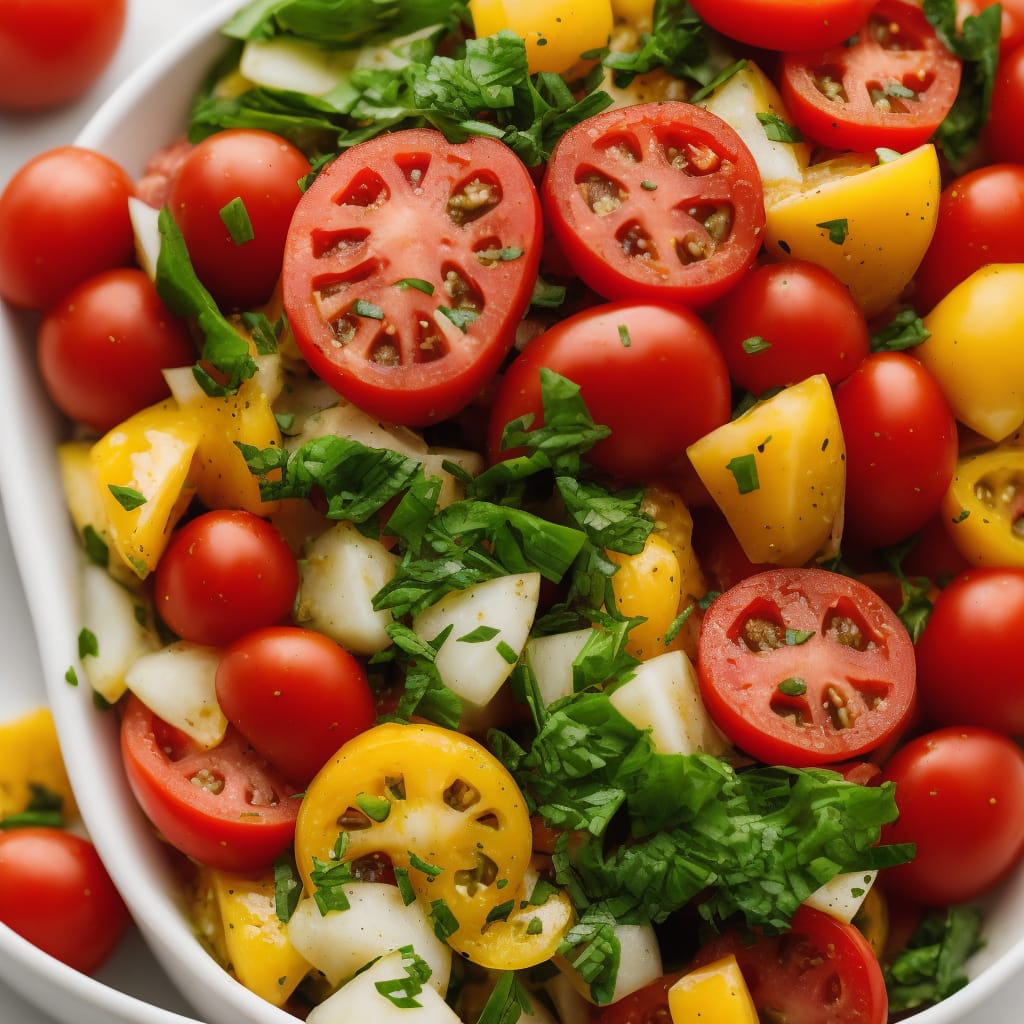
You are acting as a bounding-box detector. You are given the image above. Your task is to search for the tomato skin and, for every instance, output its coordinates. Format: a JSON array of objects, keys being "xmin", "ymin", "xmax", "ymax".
[
  {"xmin": 0, "ymin": 827, "xmax": 130, "ymax": 974},
  {"xmin": 595, "ymin": 969, "xmax": 685, "ymax": 1023},
  {"xmin": 0, "ymin": 146, "xmax": 135, "ymax": 310},
  {"xmin": 833, "ymin": 352, "xmax": 958, "ymax": 551},
  {"xmin": 168, "ymin": 129, "xmax": 311, "ymax": 309},
  {"xmin": 120, "ymin": 695, "xmax": 302, "ymax": 872},
  {"xmin": 688, "ymin": 0, "xmax": 876, "ymax": 51},
  {"xmin": 878, "ymin": 726, "xmax": 1024, "ymax": 905},
  {"xmin": 960, "ymin": 0, "xmax": 1024, "ymax": 54},
  {"xmin": 284, "ymin": 128, "xmax": 541, "ymax": 426},
  {"xmin": 693, "ymin": 905, "xmax": 888, "ymax": 1024},
  {"xmin": 488, "ymin": 301, "xmax": 731, "ymax": 482},
  {"xmin": 0, "ymin": 0, "xmax": 126, "ymax": 111},
  {"xmin": 983, "ymin": 44, "xmax": 1024, "ymax": 165},
  {"xmin": 697, "ymin": 568, "xmax": 917, "ymax": 767},
  {"xmin": 712, "ymin": 260, "xmax": 870, "ymax": 395},
  {"xmin": 154, "ymin": 510, "xmax": 299, "ymax": 648},
  {"xmin": 542, "ymin": 102, "xmax": 765, "ymax": 309},
  {"xmin": 36, "ymin": 268, "xmax": 196, "ymax": 434},
  {"xmin": 215, "ymin": 626, "xmax": 376, "ymax": 786},
  {"xmin": 779, "ymin": 0, "xmax": 962, "ymax": 153},
  {"xmin": 914, "ymin": 569, "xmax": 1024, "ymax": 734},
  {"xmin": 913, "ymin": 164, "xmax": 1024, "ymax": 314}
]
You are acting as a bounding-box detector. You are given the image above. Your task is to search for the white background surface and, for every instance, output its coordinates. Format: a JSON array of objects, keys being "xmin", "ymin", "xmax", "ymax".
[{"xmin": 2, "ymin": 1, "xmax": 1024, "ymax": 1021}]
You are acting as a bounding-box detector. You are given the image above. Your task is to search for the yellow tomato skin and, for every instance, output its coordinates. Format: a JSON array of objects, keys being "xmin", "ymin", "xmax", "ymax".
[
  {"xmin": 942, "ymin": 443, "xmax": 1024, "ymax": 567},
  {"xmin": 611, "ymin": 0, "xmax": 654, "ymax": 24},
  {"xmin": 687, "ymin": 375, "xmax": 846, "ymax": 566},
  {"xmin": 0, "ymin": 707, "xmax": 77, "ymax": 823},
  {"xmin": 668, "ymin": 954, "xmax": 759, "ymax": 1024},
  {"xmin": 90, "ymin": 400, "xmax": 201, "ymax": 578},
  {"xmin": 608, "ymin": 534, "xmax": 683, "ymax": 661},
  {"xmin": 920, "ymin": 264, "xmax": 1024, "ymax": 442},
  {"xmin": 469, "ymin": 0, "xmax": 613, "ymax": 74},
  {"xmin": 763, "ymin": 144, "xmax": 940, "ymax": 316}
]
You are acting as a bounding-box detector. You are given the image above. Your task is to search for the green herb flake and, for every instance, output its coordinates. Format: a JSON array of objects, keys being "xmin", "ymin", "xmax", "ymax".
[
  {"xmin": 741, "ymin": 335, "xmax": 772, "ymax": 355},
  {"xmin": 756, "ymin": 111, "xmax": 803, "ymax": 143},
  {"xmin": 82, "ymin": 525, "xmax": 108, "ymax": 567},
  {"xmin": 353, "ymin": 298, "xmax": 385, "ymax": 320},
  {"xmin": 617, "ymin": 324, "xmax": 632, "ymax": 348},
  {"xmin": 273, "ymin": 855, "xmax": 301, "ymax": 923},
  {"xmin": 394, "ymin": 866, "xmax": 417, "ymax": 906},
  {"xmin": 785, "ymin": 628, "xmax": 815, "ymax": 646},
  {"xmin": 219, "ymin": 196, "xmax": 255, "ymax": 245},
  {"xmin": 777, "ymin": 677, "xmax": 808, "ymax": 697},
  {"xmin": 78, "ymin": 627, "xmax": 99, "ymax": 659},
  {"xmin": 953, "ymin": 509, "xmax": 970, "ymax": 524},
  {"xmin": 525, "ymin": 916, "xmax": 544, "ymax": 935},
  {"xmin": 409, "ymin": 851, "xmax": 444, "ymax": 877},
  {"xmin": 496, "ymin": 640, "xmax": 519, "ymax": 665},
  {"xmin": 726, "ymin": 453, "xmax": 760, "ymax": 494},
  {"xmin": 429, "ymin": 898, "xmax": 460, "ymax": 940},
  {"xmin": 393, "ymin": 277, "xmax": 435, "ymax": 295},
  {"xmin": 486, "ymin": 899, "xmax": 516, "ymax": 923},
  {"xmin": 108, "ymin": 485, "xmax": 147, "ymax": 511},
  {"xmin": 439, "ymin": 306, "xmax": 479, "ymax": 331},
  {"xmin": 374, "ymin": 945, "xmax": 432, "ymax": 1010},
  {"xmin": 640, "ymin": 180, "xmax": 658, "ymax": 190},
  {"xmin": 870, "ymin": 308, "xmax": 931, "ymax": 352},
  {"xmin": 355, "ymin": 792, "xmax": 392, "ymax": 822},
  {"xmin": 474, "ymin": 971, "xmax": 534, "ymax": 1024},
  {"xmin": 458, "ymin": 625, "xmax": 501, "ymax": 643},
  {"xmin": 817, "ymin": 218, "xmax": 849, "ymax": 245},
  {"xmin": 64, "ymin": 666, "xmax": 79, "ymax": 687}
]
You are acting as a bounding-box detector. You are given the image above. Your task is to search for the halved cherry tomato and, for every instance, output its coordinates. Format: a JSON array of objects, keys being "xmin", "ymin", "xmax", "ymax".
[
  {"xmin": 541, "ymin": 102, "xmax": 765, "ymax": 309},
  {"xmin": 120, "ymin": 695, "xmax": 302, "ymax": 872},
  {"xmin": 697, "ymin": 568, "xmax": 917, "ymax": 766},
  {"xmin": 983, "ymin": 45, "xmax": 1024, "ymax": 165},
  {"xmin": 688, "ymin": 0, "xmax": 876, "ymax": 51},
  {"xmin": 283, "ymin": 128, "xmax": 541, "ymax": 426},
  {"xmin": 692, "ymin": 905, "xmax": 889, "ymax": 1024},
  {"xmin": 595, "ymin": 969, "xmax": 686, "ymax": 1023},
  {"xmin": 779, "ymin": 0, "xmax": 962, "ymax": 153}
]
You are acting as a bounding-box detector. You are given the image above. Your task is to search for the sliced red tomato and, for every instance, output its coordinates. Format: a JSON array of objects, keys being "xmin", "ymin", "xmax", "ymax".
[
  {"xmin": 283, "ymin": 128, "xmax": 541, "ymax": 426},
  {"xmin": 541, "ymin": 102, "xmax": 765, "ymax": 309},
  {"xmin": 693, "ymin": 905, "xmax": 888, "ymax": 1024},
  {"xmin": 120, "ymin": 695, "xmax": 301, "ymax": 872},
  {"xmin": 595, "ymin": 970, "xmax": 685, "ymax": 1024},
  {"xmin": 697, "ymin": 568, "xmax": 916, "ymax": 766},
  {"xmin": 688, "ymin": 0, "xmax": 876, "ymax": 51},
  {"xmin": 779, "ymin": 0, "xmax": 962, "ymax": 153}
]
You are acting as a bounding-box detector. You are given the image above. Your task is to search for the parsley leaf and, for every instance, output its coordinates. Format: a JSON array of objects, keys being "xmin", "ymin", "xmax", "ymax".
[
  {"xmin": 373, "ymin": 945, "xmax": 433, "ymax": 1009},
  {"xmin": 475, "ymin": 971, "xmax": 533, "ymax": 1024},
  {"xmin": 870, "ymin": 307, "xmax": 931, "ymax": 352}
]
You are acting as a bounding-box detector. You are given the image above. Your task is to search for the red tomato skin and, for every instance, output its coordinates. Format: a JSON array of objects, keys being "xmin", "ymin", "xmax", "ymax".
[
  {"xmin": 0, "ymin": 0, "xmax": 126, "ymax": 111},
  {"xmin": 595, "ymin": 970, "xmax": 685, "ymax": 1023},
  {"xmin": 120, "ymin": 696, "xmax": 302, "ymax": 872},
  {"xmin": 688, "ymin": 0, "xmax": 876, "ymax": 51},
  {"xmin": 712, "ymin": 260, "xmax": 870, "ymax": 394},
  {"xmin": 779, "ymin": 0, "xmax": 962, "ymax": 152},
  {"xmin": 983, "ymin": 45, "xmax": 1024, "ymax": 165},
  {"xmin": 878, "ymin": 726, "xmax": 1024, "ymax": 905},
  {"xmin": 487, "ymin": 301, "xmax": 731, "ymax": 483},
  {"xmin": 0, "ymin": 827, "xmax": 130, "ymax": 974},
  {"xmin": 693, "ymin": 905, "xmax": 888, "ymax": 1024},
  {"xmin": 154, "ymin": 510, "xmax": 299, "ymax": 648},
  {"xmin": 697, "ymin": 568, "xmax": 917, "ymax": 767},
  {"xmin": 834, "ymin": 352, "xmax": 958, "ymax": 550},
  {"xmin": 914, "ymin": 569, "xmax": 1024, "ymax": 734},
  {"xmin": 542, "ymin": 103, "xmax": 765, "ymax": 309},
  {"xmin": 216, "ymin": 626, "xmax": 377, "ymax": 786},
  {"xmin": 36, "ymin": 268, "xmax": 196, "ymax": 434},
  {"xmin": 0, "ymin": 146, "xmax": 135, "ymax": 310},
  {"xmin": 912, "ymin": 163, "xmax": 1024, "ymax": 313},
  {"xmin": 168, "ymin": 129, "xmax": 311, "ymax": 309},
  {"xmin": 960, "ymin": 0, "xmax": 1024, "ymax": 55}
]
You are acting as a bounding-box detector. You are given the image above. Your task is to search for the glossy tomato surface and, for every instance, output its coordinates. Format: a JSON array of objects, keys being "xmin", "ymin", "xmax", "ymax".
[
  {"xmin": 697, "ymin": 568, "xmax": 916, "ymax": 766},
  {"xmin": 688, "ymin": 0, "xmax": 876, "ymax": 50},
  {"xmin": 284, "ymin": 128, "xmax": 541, "ymax": 425},
  {"xmin": 488, "ymin": 301, "xmax": 731, "ymax": 482},
  {"xmin": 542, "ymin": 101, "xmax": 764, "ymax": 309}
]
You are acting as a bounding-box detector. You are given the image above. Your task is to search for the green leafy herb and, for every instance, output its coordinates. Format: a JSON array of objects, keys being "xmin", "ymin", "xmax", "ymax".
[
  {"xmin": 617, "ymin": 324, "xmax": 632, "ymax": 348},
  {"xmin": 486, "ymin": 899, "xmax": 516, "ymax": 924},
  {"xmin": 353, "ymin": 298, "xmax": 385, "ymax": 319},
  {"xmin": 777, "ymin": 677, "xmax": 808, "ymax": 697},
  {"xmin": 273, "ymin": 854, "xmax": 302, "ymax": 923},
  {"xmin": 817, "ymin": 218, "xmax": 849, "ymax": 245},
  {"xmin": 65, "ymin": 666, "xmax": 79, "ymax": 687},
  {"xmin": 429, "ymin": 898, "xmax": 460, "ymax": 940},
  {"xmin": 393, "ymin": 277, "xmax": 435, "ymax": 294},
  {"xmin": 78, "ymin": 627, "xmax": 98, "ymax": 659},
  {"xmin": 557, "ymin": 907, "xmax": 622, "ymax": 1005},
  {"xmin": 438, "ymin": 305, "xmax": 480, "ymax": 331},
  {"xmin": 640, "ymin": 180, "xmax": 658, "ymax": 191},
  {"xmin": 309, "ymin": 834, "xmax": 356, "ymax": 914},
  {"xmin": 870, "ymin": 308, "xmax": 931, "ymax": 352},
  {"xmin": 394, "ymin": 866, "xmax": 417, "ymax": 906},
  {"xmin": 374, "ymin": 622, "xmax": 462, "ymax": 728},
  {"xmin": 741, "ymin": 336, "xmax": 771, "ymax": 355},
  {"xmin": 409, "ymin": 851, "xmax": 444, "ymax": 877},
  {"xmin": 530, "ymin": 276, "xmax": 567, "ymax": 308},
  {"xmin": 726, "ymin": 453, "xmax": 760, "ymax": 494},
  {"xmin": 108, "ymin": 485, "xmax": 147, "ymax": 511},
  {"xmin": 82, "ymin": 525, "xmax": 109, "ymax": 567},
  {"xmin": 355, "ymin": 792, "xmax": 392, "ymax": 822},
  {"xmin": 474, "ymin": 971, "xmax": 533, "ymax": 1024},
  {"xmin": 0, "ymin": 783, "xmax": 64, "ymax": 830},
  {"xmin": 374, "ymin": 945, "xmax": 433, "ymax": 1009},
  {"xmin": 219, "ymin": 196, "xmax": 255, "ymax": 244},
  {"xmin": 756, "ymin": 111, "xmax": 803, "ymax": 143},
  {"xmin": 785, "ymin": 628, "xmax": 814, "ymax": 646},
  {"xmin": 880, "ymin": 539, "xmax": 935, "ymax": 642},
  {"xmin": 459, "ymin": 625, "xmax": 501, "ymax": 643}
]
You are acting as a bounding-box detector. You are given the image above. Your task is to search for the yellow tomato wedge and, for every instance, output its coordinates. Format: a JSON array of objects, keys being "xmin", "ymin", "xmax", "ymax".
[
  {"xmin": 687, "ymin": 375, "xmax": 846, "ymax": 567},
  {"xmin": 763, "ymin": 144, "xmax": 940, "ymax": 316},
  {"xmin": 668, "ymin": 954, "xmax": 759, "ymax": 1024},
  {"xmin": 469, "ymin": 0, "xmax": 613, "ymax": 75},
  {"xmin": 0, "ymin": 707, "xmax": 77, "ymax": 823},
  {"xmin": 919, "ymin": 264, "xmax": 1024, "ymax": 442}
]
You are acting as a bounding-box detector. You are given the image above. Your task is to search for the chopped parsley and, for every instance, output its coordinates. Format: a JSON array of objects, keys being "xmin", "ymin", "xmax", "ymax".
[
  {"xmin": 108, "ymin": 485, "xmax": 147, "ymax": 511},
  {"xmin": 817, "ymin": 218, "xmax": 849, "ymax": 245},
  {"xmin": 219, "ymin": 196, "xmax": 254, "ymax": 245},
  {"xmin": 374, "ymin": 945, "xmax": 432, "ymax": 1009},
  {"xmin": 756, "ymin": 111, "xmax": 802, "ymax": 143},
  {"xmin": 726, "ymin": 453, "xmax": 760, "ymax": 494}
]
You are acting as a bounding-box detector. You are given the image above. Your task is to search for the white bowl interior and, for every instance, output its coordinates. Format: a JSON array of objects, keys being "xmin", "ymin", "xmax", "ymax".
[{"xmin": 0, "ymin": 4, "xmax": 1022, "ymax": 1023}]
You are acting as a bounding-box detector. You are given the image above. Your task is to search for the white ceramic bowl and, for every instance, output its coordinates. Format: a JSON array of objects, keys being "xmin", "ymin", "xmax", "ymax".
[{"xmin": 2, "ymin": 4, "xmax": 1024, "ymax": 1023}]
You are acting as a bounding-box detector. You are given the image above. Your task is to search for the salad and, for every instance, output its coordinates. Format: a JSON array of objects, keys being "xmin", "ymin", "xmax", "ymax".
[{"xmin": 2, "ymin": 0, "xmax": 1024, "ymax": 1021}]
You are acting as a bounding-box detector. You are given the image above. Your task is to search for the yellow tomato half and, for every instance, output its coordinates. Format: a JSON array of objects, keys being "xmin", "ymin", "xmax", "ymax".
[{"xmin": 763, "ymin": 145, "xmax": 940, "ymax": 316}]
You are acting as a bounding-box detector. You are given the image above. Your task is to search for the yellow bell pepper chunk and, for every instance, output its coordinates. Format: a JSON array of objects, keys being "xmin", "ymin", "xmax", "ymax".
[
  {"xmin": 763, "ymin": 144, "xmax": 940, "ymax": 316},
  {"xmin": 609, "ymin": 534, "xmax": 684, "ymax": 661},
  {"xmin": 204, "ymin": 867, "xmax": 311, "ymax": 1007},
  {"xmin": 687, "ymin": 375, "xmax": 846, "ymax": 567},
  {"xmin": 668, "ymin": 954, "xmax": 758, "ymax": 1024},
  {"xmin": 0, "ymin": 707, "xmax": 78, "ymax": 824},
  {"xmin": 469, "ymin": 0, "xmax": 613, "ymax": 75}
]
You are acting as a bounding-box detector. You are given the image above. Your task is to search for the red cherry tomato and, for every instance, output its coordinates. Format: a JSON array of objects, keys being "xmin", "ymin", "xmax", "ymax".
[
  {"xmin": 983, "ymin": 44, "xmax": 1024, "ymax": 165},
  {"xmin": 0, "ymin": 146, "xmax": 135, "ymax": 310},
  {"xmin": 687, "ymin": 0, "xmax": 877, "ymax": 51},
  {"xmin": 0, "ymin": 827, "xmax": 130, "ymax": 974},
  {"xmin": 154, "ymin": 510, "xmax": 299, "ymax": 648},
  {"xmin": 697, "ymin": 568, "xmax": 917, "ymax": 766},
  {"xmin": 595, "ymin": 970, "xmax": 685, "ymax": 1024},
  {"xmin": 779, "ymin": 0, "xmax": 962, "ymax": 153},
  {"xmin": 487, "ymin": 301, "xmax": 731, "ymax": 482},
  {"xmin": 541, "ymin": 102, "xmax": 765, "ymax": 309},
  {"xmin": 215, "ymin": 626, "xmax": 376, "ymax": 786},
  {"xmin": 915, "ymin": 569, "xmax": 1024, "ymax": 734},
  {"xmin": 912, "ymin": 163, "xmax": 1024, "ymax": 314},
  {"xmin": 0, "ymin": 0, "xmax": 126, "ymax": 112},
  {"xmin": 283, "ymin": 128, "xmax": 541, "ymax": 426},
  {"xmin": 168, "ymin": 128, "xmax": 311, "ymax": 309},
  {"xmin": 36, "ymin": 268, "xmax": 195, "ymax": 434},
  {"xmin": 878, "ymin": 726, "xmax": 1024, "ymax": 905},
  {"xmin": 833, "ymin": 352, "xmax": 958, "ymax": 550},
  {"xmin": 693, "ymin": 905, "xmax": 889, "ymax": 1024},
  {"xmin": 712, "ymin": 260, "xmax": 870, "ymax": 395},
  {"xmin": 120, "ymin": 695, "xmax": 302, "ymax": 872}
]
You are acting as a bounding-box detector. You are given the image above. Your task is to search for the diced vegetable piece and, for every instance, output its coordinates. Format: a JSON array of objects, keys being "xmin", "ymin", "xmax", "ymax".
[
  {"xmin": 804, "ymin": 870, "xmax": 877, "ymax": 924},
  {"xmin": 524, "ymin": 629, "xmax": 592, "ymax": 707},
  {"xmin": 560, "ymin": 922, "xmax": 663, "ymax": 1005},
  {"xmin": 0, "ymin": 707, "xmax": 77, "ymax": 822},
  {"xmin": 668, "ymin": 954, "xmax": 758, "ymax": 1024}
]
